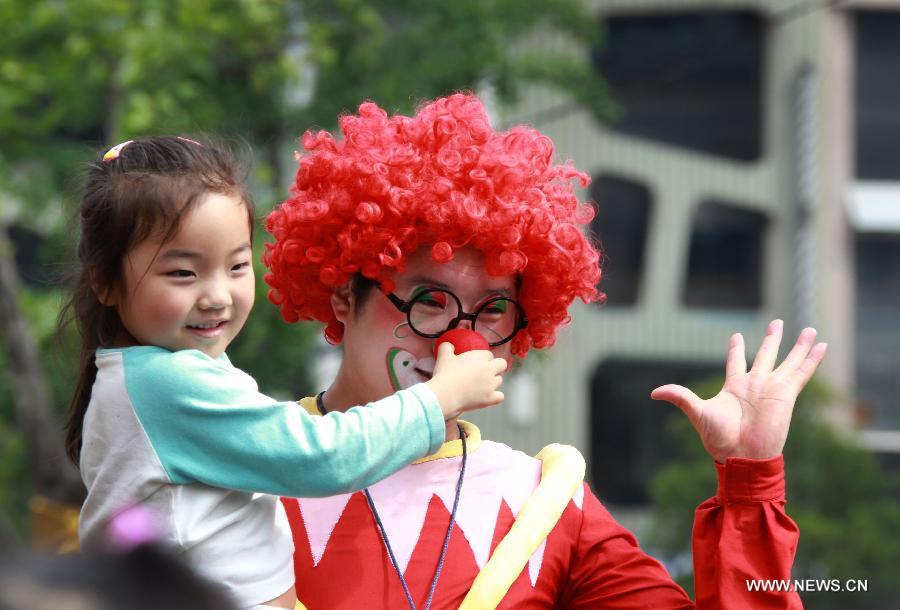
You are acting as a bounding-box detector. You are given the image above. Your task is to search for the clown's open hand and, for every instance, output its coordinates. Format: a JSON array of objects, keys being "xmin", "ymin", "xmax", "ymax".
[{"xmin": 651, "ymin": 319, "xmax": 828, "ymax": 463}]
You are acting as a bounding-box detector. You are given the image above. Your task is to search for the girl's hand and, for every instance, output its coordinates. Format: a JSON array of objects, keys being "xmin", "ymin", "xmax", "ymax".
[
  {"xmin": 426, "ymin": 342, "xmax": 506, "ymax": 421},
  {"xmin": 650, "ymin": 319, "xmax": 828, "ymax": 463}
]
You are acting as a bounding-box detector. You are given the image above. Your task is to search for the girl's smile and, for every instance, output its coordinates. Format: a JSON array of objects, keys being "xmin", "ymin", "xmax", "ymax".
[{"xmin": 107, "ymin": 191, "xmax": 255, "ymax": 358}]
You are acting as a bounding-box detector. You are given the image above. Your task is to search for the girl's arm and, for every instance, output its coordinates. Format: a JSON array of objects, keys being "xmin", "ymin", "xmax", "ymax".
[{"xmin": 121, "ymin": 347, "xmax": 445, "ymax": 497}]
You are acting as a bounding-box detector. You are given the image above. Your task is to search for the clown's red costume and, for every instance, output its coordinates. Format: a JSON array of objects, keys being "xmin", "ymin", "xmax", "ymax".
[
  {"xmin": 266, "ymin": 94, "xmax": 821, "ymax": 609},
  {"xmin": 282, "ymin": 408, "xmax": 801, "ymax": 609}
]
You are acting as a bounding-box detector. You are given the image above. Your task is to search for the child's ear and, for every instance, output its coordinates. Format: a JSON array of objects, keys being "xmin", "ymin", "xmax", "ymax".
[
  {"xmin": 90, "ymin": 270, "xmax": 117, "ymax": 307},
  {"xmin": 330, "ymin": 283, "xmax": 353, "ymax": 323}
]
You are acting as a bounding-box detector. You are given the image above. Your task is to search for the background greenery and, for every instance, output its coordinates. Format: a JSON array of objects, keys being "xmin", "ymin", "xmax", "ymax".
[
  {"xmin": 3, "ymin": 3, "xmax": 898, "ymax": 608},
  {"xmin": 0, "ymin": 0, "xmax": 610, "ymax": 541}
]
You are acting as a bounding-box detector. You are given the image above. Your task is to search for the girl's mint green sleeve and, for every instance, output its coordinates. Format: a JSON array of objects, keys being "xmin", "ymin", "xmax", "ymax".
[{"xmin": 122, "ymin": 347, "xmax": 446, "ymax": 497}]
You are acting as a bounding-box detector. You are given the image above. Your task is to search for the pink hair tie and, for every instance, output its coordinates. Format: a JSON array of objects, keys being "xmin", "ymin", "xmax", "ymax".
[{"xmin": 102, "ymin": 140, "xmax": 133, "ymax": 162}]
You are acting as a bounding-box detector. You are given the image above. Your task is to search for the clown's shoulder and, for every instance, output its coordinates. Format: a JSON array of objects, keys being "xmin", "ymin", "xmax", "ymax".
[
  {"xmin": 454, "ymin": 436, "xmax": 588, "ymax": 609},
  {"xmin": 472, "ymin": 438, "xmax": 586, "ymax": 500},
  {"xmin": 464, "ymin": 435, "xmax": 588, "ymax": 545}
]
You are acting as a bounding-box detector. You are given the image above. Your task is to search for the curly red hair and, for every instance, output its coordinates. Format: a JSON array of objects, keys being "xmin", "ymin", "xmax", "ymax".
[{"xmin": 264, "ymin": 93, "xmax": 602, "ymax": 357}]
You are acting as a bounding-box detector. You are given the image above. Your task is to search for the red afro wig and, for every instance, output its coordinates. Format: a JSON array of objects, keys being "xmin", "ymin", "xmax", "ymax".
[{"xmin": 263, "ymin": 93, "xmax": 602, "ymax": 357}]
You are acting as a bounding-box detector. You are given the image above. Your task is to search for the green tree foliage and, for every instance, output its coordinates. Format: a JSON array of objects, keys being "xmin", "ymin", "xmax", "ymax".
[
  {"xmin": 0, "ymin": 288, "xmax": 71, "ymax": 537},
  {"xmin": 648, "ymin": 378, "xmax": 900, "ymax": 609},
  {"xmin": 2, "ymin": 0, "xmax": 611, "ymax": 189},
  {"xmin": 299, "ymin": 0, "xmax": 612, "ymax": 126},
  {"xmin": 0, "ymin": 0, "xmax": 611, "ymax": 541},
  {"xmin": 0, "ymin": 0, "xmax": 293, "ymax": 138}
]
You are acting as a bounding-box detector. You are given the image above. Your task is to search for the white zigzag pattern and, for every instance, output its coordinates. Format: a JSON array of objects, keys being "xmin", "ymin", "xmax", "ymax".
[{"xmin": 297, "ymin": 441, "xmax": 584, "ymax": 587}]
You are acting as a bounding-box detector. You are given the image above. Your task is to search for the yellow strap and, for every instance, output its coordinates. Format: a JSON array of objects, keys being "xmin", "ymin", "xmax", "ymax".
[
  {"xmin": 29, "ymin": 494, "xmax": 81, "ymax": 553},
  {"xmin": 458, "ymin": 444, "xmax": 585, "ymax": 610}
]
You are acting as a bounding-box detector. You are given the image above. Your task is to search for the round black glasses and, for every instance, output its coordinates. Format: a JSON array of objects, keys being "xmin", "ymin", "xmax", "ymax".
[{"xmin": 385, "ymin": 288, "xmax": 528, "ymax": 347}]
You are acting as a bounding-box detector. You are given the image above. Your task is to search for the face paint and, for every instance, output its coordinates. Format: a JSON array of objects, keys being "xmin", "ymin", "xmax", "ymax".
[
  {"xmin": 386, "ymin": 347, "xmax": 421, "ymax": 390},
  {"xmin": 337, "ymin": 248, "xmax": 515, "ymax": 405},
  {"xmin": 483, "ymin": 299, "xmax": 508, "ymax": 314},
  {"xmin": 393, "ymin": 321, "xmax": 412, "ymax": 340}
]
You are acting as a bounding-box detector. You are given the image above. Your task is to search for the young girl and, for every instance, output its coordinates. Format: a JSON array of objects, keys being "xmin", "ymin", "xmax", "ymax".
[{"xmin": 61, "ymin": 136, "xmax": 507, "ymax": 610}]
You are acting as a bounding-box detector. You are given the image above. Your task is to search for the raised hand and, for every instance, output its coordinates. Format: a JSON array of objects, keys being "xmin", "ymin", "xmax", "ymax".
[{"xmin": 650, "ymin": 320, "xmax": 828, "ymax": 462}]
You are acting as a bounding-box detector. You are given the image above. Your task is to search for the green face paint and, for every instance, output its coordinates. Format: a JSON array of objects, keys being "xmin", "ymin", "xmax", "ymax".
[
  {"xmin": 482, "ymin": 298, "xmax": 508, "ymax": 314},
  {"xmin": 386, "ymin": 347, "xmax": 419, "ymax": 390}
]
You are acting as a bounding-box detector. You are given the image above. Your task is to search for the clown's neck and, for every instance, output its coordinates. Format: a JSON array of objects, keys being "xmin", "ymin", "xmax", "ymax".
[
  {"xmin": 321, "ymin": 380, "xmax": 461, "ymax": 442},
  {"xmin": 442, "ymin": 420, "xmax": 462, "ymax": 441}
]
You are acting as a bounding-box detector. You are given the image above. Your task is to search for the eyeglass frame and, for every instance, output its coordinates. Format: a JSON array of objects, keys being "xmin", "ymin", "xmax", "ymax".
[{"xmin": 384, "ymin": 288, "xmax": 529, "ymax": 347}]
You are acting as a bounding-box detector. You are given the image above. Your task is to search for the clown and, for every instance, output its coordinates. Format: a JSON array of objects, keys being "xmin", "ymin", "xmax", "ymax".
[{"xmin": 264, "ymin": 94, "xmax": 825, "ymax": 609}]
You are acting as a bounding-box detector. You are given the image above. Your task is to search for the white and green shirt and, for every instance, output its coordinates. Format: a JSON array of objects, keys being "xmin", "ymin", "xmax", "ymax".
[{"xmin": 78, "ymin": 346, "xmax": 444, "ymax": 608}]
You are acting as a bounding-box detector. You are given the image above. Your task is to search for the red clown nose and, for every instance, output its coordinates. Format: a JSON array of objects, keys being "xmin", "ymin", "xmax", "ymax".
[{"xmin": 433, "ymin": 328, "xmax": 490, "ymax": 358}]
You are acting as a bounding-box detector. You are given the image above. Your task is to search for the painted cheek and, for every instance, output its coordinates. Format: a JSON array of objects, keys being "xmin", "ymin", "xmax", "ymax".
[
  {"xmin": 363, "ymin": 296, "xmax": 415, "ymax": 341},
  {"xmin": 392, "ymin": 321, "xmax": 413, "ymax": 340},
  {"xmin": 386, "ymin": 347, "xmax": 420, "ymax": 390}
]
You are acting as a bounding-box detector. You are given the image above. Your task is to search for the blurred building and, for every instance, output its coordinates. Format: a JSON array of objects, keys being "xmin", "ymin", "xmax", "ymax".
[{"xmin": 469, "ymin": 0, "xmax": 900, "ymax": 508}]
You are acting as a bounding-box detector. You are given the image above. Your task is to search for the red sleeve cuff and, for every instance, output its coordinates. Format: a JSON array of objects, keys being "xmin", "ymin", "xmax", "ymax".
[{"xmin": 715, "ymin": 454, "xmax": 786, "ymax": 503}]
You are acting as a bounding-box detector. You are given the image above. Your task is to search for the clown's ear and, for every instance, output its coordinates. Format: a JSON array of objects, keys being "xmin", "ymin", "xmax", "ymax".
[{"xmin": 330, "ymin": 283, "xmax": 353, "ymax": 323}]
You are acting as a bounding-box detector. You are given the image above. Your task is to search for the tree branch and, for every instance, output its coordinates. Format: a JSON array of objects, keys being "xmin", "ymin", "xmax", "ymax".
[{"xmin": 0, "ymin": 224, "xmax": 84, "ymax": 505}]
